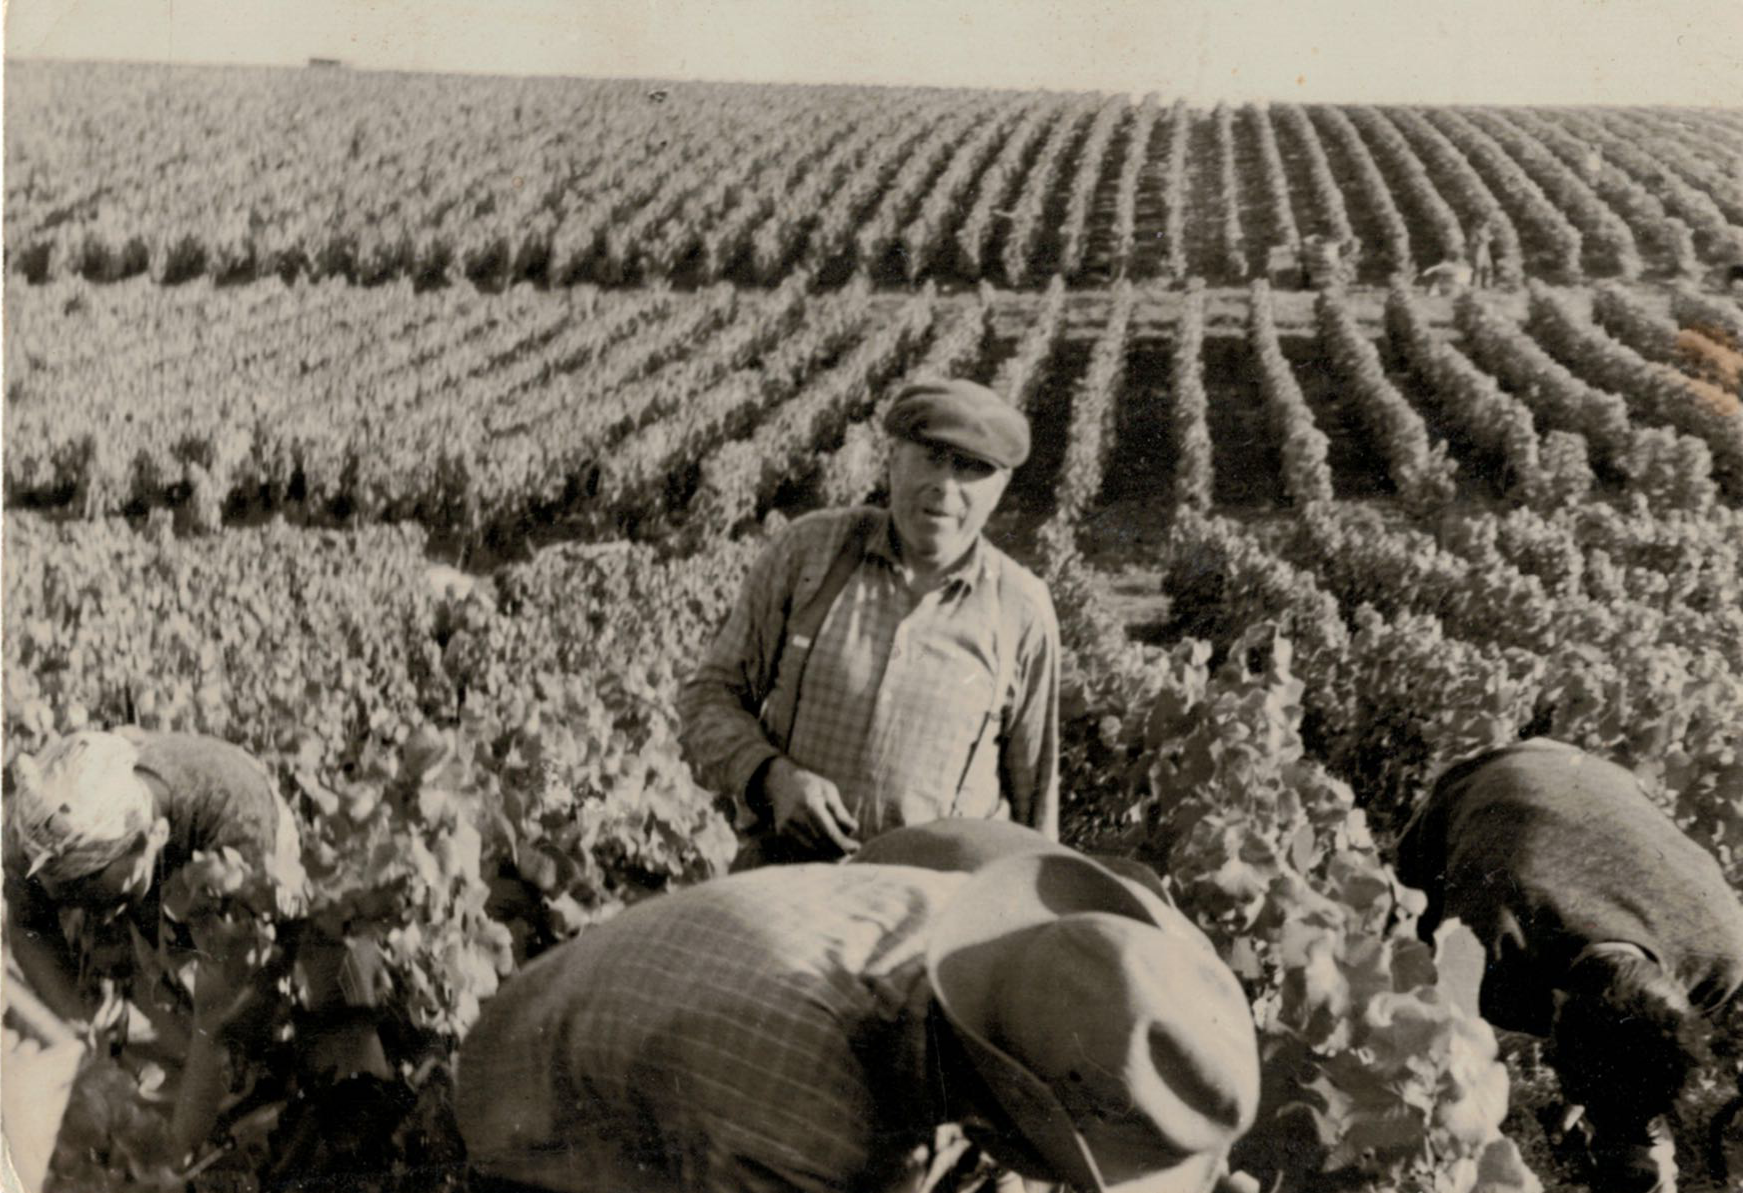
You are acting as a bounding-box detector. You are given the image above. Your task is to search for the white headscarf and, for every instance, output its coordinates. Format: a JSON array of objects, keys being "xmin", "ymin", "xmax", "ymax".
[{"xmin": 8, "ymin": 731, "xmax": 156, "ymax": 885}]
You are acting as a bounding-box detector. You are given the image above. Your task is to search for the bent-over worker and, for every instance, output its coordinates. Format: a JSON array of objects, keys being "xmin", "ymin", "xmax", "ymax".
[
  {"xmin": 1395, "ymin": 738, "xmax": 1743, "ymax": 1193},
  {"xmin": 4, "ymin": 728, "xmax": 306, "ymax": 1173},
  {"xmin": 456, "ymin": 848, "xmax": 1260, "ymax": 1193}
]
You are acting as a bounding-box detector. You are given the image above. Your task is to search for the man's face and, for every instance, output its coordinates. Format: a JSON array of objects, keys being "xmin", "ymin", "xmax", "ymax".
[{"xmin": 887, "ymin": 439, "xmax": 1011, "ymax": 573}]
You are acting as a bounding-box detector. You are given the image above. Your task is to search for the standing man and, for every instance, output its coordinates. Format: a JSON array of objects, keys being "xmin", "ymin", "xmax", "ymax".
[
  {"xmin": 1469, "ymin": 218, "xmax": 1496, "ymax": 289},
  {"xmin": 456, "ymin": 849, "xmax": 1261, "ymax": 1193},
  {"xmin": 678, "ymin": 378, "xmax": 1061, "ymax": 866},
  {"xmin": 1395, "ymin": 738, "xmax": 1743, "ymax": 1193}
]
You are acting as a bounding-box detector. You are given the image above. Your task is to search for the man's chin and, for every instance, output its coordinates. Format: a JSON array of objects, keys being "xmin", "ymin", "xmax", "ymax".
[{"xmin": 899, "ymin": 530, "xmax": 972, "ymax": 570}]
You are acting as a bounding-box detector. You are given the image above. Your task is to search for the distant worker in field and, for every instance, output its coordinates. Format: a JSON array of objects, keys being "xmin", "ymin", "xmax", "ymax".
[
  {"xmin": 1298, "ymin": 233, "xmax": 1358, "ymax": 289},
  {"xmin": 1419, "ymin": 259, "xmax": 1474, "ymax": 296},
  {"xmin": 4, "ymin": 728, "xmax": 307, "ymax": 1176},
  {"xmin": 678, "ymin": 378, "xmax": 1060, "ymax": 868},
  {"xmin": 1395, "ymin": 738, "xmax": 1743, "ymax": 1193},
  {"xmin": 1468, "ymin": 218, "xmax": 1496, "ymax": 289},
  {"xmin": 456, "ymin": 846, "xmax": 1261, "ymax": 1193}
]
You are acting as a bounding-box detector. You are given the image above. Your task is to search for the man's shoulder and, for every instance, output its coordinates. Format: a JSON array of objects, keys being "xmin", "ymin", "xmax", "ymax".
[
  {"xmin": 981, "ymin": 542, "xmax": 1058, "ymax": 630},
  {"xmin": 766, "ymin": 505, "xmax": 883, "ymax": 562}
]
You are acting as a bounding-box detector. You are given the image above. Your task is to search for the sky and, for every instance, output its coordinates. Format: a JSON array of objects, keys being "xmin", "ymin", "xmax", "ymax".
[{"xmin": 4, "ymin": 0, "xmax": 1742, "ymax": 106}]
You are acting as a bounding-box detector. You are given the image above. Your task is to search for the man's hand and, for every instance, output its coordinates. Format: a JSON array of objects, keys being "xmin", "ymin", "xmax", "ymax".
[{"xmin": 764, "ymin": 758, "xmax": 859, "ymax": 857}]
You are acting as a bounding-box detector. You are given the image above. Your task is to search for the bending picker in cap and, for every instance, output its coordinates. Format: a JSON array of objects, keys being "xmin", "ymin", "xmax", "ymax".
[
  {"xmin": 678, "ymin": 377, "xmax": 1062, "ymax": 866},
  {"xmin": 1395, "ymin": 738, "xmax": 1743, "ymax": 1193},
  {"xmin": 455, "ymin": 834, "xmax": 1261, "ymax": 1193}
]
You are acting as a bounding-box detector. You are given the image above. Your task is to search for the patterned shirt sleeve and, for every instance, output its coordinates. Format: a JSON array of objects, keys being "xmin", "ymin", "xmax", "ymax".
[
  {"xmin": 1000, "ymin": 574, "xmax": 1061, "ymax": 839},
  {"xmin": 676, "ymin": 525, "xmax": 799, "ymax": 807}
]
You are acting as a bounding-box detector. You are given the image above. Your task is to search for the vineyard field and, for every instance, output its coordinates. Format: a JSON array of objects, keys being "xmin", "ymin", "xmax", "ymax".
[
  {"xmin": 7, "ymin": 62, "xmax": 1743, "ymax": 291},
  {"xmin": 5, "ymin": 60, "xmax": 1743, "ymax": 1193}
]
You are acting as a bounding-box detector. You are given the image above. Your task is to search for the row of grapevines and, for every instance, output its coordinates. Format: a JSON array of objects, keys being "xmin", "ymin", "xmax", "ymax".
[
  {"xmin": 1152, "ymin": 511, "xmax": 1541, "ymax": 824},
  {"xmin": 1310, "ymin": 105, "xmax": 1411, "ymax": 275},
  {"xmin": 990, "ymin": 276, "xmax": 1070, "ymax": 415},
  {"xmin": 1526, "ymin": 282, "xmax": 1743, "ymax": 494},
  {"xmin": 1383, "ymin": 279, "xmax": 1590, "ymax": 507},
  {"xmin": 593, "ymin": 281, "xmax": 876, "ymax": 529},
  {"xmin": 1161, "ymin": 100, "xmax": 1193, "ymax": 277},
  {"xmin": 1452, "ymin": 292, "xmax": 1719, "ymax": 511},
  {"xmin": 1139, "ymin": 630, "xmax": 1535, "ymax": 1193},
  {"xmin": 1460, "ymin": 108, "xmax": 1640, "ymax": 278},
  {"xmin": 1313, "ymin": 287, "xmax": 1459, "ymax": 509},
  {"xmin": 1604, "ymin": 109, "xmax": 1743, "ymax": 227},
  {"xmin": 1045, "ymin": 523, "xmax": 1535, "ymax": 1193},
  {"xmin": 1501, "ymin": 108, "xmax": 1699, "ymax": 278},
  {"xmin": 1345, "ymin": 105, "xmax": 1465, "ymax": 266},
  {"xmin": 897, "ymin": 101, "xmax": 1041, "ymax": 281},
  {"xmin": 1422, "ymin": 108, "xmax": 1583, "ymax": 281},
  {"xmin": 1437, "ymin": 501, "xmax": 1743, "ymax": 625},
  {"xmin": 1169, "ymin": 280, "xmax": 1214, "ymax": 510},
  {"xmin": 1274, "ymin": 104, "xmax": 1356, "ymax": 248},
  {"xmin": 1670, "ymin": 285, "xmax": 1743, "ymax": 348},
  {"xmin": 1247, "ymin": 102, "xmax": 1301, "ymax": 252},
  {"xmin": 1384, "ymin": 108, "xmax": 1525, "ymax": 286},
  {"xmin": 1212, "ymin": 103, "xmax": 1249, "ymax": 279},
  {"xmin": 687, "ymin": 287, "xmax": 938, "ymax": 534},
  {"xmin": 1594, "ymin": 282, "xmax": 1743, "ymax": 395},
  {"xmin": 1003, "ymin": 97, "xmax": 1095, "ymax": 286},
  {"xmin": 1555, "ymin": 109, "xmax": 1743, "ymax": 265},
  {"xmin": 1246, "ymin": 280, "xmax": 1334, "ymax": 505},
  {"xmin": 1274, "ymin": 504, "xmax": 1743, "ymax": 866},
  {"xmin": 848, "ymin": 96, "xmax": 1025, "ymax": 278},
  {"xmin": 1108, "ymin": 94, "xmax": 1162, "ymax": 279},
  {"xmin": 1594, "ymin": 281, "xmax": 1692, "ymax": 362},
  {"xmin": 1057, "ymin": 96, "xmax": 1129, "ymax": 279},
  {"xmin": 955, "ymin": 103, "xmax": 1063, "ymax": 279},
  {"xmin": 1053, "ymin": 281, "xmax": 1136, "ymax": 520}
]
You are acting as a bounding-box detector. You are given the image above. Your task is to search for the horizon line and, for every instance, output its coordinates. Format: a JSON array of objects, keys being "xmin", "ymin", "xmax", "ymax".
[{"xmin": 7, "ymin": 54, "xmax": 1742, "ymax": 112}]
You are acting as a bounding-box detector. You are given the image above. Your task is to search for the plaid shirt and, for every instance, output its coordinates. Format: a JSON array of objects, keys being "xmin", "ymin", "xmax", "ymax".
[
  {"xmin": 678, "ymin": 507, "xmax": 1060, "ymax": 840},
  {"xmin": 456, "ymin": 864, "xmax": 975, "ymax": 1193}
]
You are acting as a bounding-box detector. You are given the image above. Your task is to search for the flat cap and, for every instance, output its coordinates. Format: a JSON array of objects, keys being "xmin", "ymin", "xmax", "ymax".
[{"xmin": 883, "ymin": 378, "xmax": 1029, "ymax": 470}]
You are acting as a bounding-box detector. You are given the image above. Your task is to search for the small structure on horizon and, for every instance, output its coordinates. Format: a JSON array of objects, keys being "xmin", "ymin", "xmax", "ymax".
[{"xmin": 308, "ymin": 57, "xmax": 344, "ymax": 69}]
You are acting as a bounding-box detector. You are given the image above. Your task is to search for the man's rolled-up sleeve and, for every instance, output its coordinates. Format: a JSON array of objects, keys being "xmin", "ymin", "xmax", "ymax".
[
  {"xmin": 677, "ymin": 533, "xmax": 794, "ymax": 810},
  {"xmin": 1001, "ymin": 589, "xmax": 1061, "ymax": 840}
]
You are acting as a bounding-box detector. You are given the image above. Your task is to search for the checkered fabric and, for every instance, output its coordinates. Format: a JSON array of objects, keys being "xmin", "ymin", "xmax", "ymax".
[
  {"xmin": 678, "ymin": 507, "xmax": 1060, "ymax": 838},
  {"xmin": 455, "ymin": 864, "xmax": 968, "ymax": 1193}
]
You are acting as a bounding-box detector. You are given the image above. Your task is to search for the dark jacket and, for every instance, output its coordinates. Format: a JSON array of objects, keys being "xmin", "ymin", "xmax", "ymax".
[
  {"xmin": 1395, "ymin": 738, "xmax": 1743, "ymax": 1035},
  {"xmin": 131, "ymin": 732, "xmax": 285, "ymax": 872}
]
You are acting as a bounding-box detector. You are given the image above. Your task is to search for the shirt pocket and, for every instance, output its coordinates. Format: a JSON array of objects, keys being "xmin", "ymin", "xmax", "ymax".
[{"xmin": 881, "ymin": 648, "xmax": 999, "ymax": 827}]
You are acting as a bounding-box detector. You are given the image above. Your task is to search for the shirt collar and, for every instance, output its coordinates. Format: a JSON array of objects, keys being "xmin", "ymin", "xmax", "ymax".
[{"xmin": 866, "ymin": 510, "xmax": 990, "ymax": 594}]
